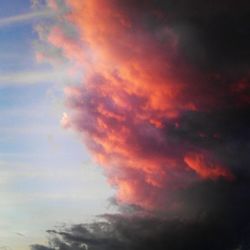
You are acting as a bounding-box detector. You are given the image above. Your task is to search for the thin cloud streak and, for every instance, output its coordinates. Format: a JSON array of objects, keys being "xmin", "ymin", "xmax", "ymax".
[
  {"xmin": 0, "ymin": 69, "xmax": 68, "ymax": 86},
  {"xmin": 0, "ymin": 10, "xmax": 53, "ymax": 28}
]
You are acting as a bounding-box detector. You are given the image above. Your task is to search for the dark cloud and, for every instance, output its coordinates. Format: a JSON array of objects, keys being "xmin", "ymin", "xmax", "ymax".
[
  {"xmin": 32, "ymin": 0, "xmax": 250, "ymax": 249},
  {"xmin": 31, "ymin": 176, "xmax": 250, "ymax": 250},
  {"xmin": 31, "ymin": 246, "xmax": 53, "ymax": 250},
  {"xmin": 114, "ymin": 0, "xmax": 250, "ymax": 71},
  {"xmin": 165, "ymin": 107, "xmax": 250, "ymax": 164}
]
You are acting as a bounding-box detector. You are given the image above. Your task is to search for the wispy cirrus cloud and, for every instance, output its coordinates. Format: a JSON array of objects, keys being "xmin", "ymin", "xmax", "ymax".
[
  {"xmin": 0, "ymin": 10, "xmax": 53, "ymax": 28},
  {"xmin": 0, "ymin": 69, "xmax": 68, "ymax": 87}
]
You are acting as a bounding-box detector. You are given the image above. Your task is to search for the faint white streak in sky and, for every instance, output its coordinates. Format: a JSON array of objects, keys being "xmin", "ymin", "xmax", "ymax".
[
  {"xmin": 0, "ymin": 69, "xmax": 68, "ymax": 86},
  {"xmin": 0, "ymin": 10, "xmax": 53, "ymax": 28}
]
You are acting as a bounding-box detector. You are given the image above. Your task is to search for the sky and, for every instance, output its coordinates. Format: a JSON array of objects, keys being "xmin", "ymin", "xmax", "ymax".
[
  {"xmin": 1, "ymin": 1, "xmax": 250, "ymax": 250},
  {"xmin": 0, "ymin": 1, "xmax": 115, "ymax": 249}
]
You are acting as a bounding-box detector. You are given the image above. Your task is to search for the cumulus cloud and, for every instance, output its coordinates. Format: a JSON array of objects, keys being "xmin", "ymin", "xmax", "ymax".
[
  {"xmin": 31, "ymin": 0, "xmax": 250, "ymax": 249},
  {"xmin": 38, "ymin": 0, "xmax": 250, "ymax": 208}
]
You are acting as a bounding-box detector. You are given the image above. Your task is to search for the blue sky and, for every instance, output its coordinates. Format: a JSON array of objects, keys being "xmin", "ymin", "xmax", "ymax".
[{"xmin": 0, "ymin": 1, "xmax": 115, "ymax": 249}]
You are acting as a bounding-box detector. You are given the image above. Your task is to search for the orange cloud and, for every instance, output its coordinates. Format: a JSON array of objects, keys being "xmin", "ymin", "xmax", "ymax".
[
  {"xmin": 184, "ymin": 152, "xmax": 235, "ymax": 181},
  {"xmin": 44, "ymin": 0, "xmax": 238, "ymax": 209}
]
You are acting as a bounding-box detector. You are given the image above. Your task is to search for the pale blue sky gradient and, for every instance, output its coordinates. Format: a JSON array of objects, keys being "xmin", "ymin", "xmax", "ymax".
[{"xmin": 0, "ymin": 1, "xmax": 115, "ymax": 249}]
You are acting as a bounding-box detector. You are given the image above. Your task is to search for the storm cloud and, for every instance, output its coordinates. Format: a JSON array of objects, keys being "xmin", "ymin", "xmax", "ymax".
[{"xmin": 32, "ymin": 0, "xmax": 250, "ymax": 249}]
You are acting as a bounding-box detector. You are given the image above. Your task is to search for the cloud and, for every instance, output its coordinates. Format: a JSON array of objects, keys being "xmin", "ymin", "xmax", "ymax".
[
  {"xmin": 0, "ymin": 69, "xmax": 68, "ymax": 87},
  {"xmin": 0, "ymin": 10, "xmax": 53, "ymax": 28},
  {"xmin": 31, "ymin": 176, "xmax": 250, "ymax": 250},
  {"xmin": 31, "ymin": 0, "xmax": 250, "ymax": 249},
  {"xmin": 36, "ymin": 0, "xmax": 250, "ymax": 209}
]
